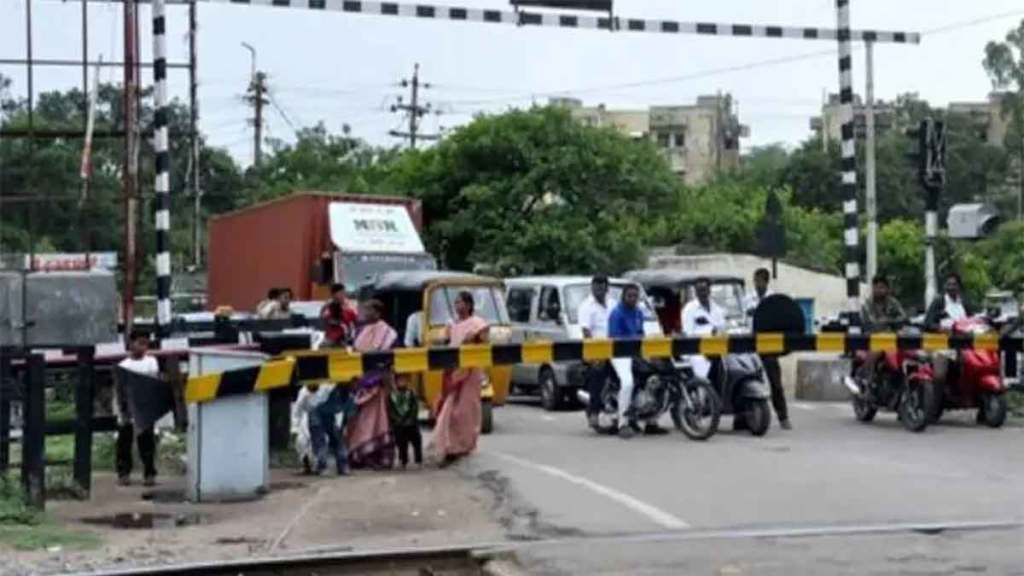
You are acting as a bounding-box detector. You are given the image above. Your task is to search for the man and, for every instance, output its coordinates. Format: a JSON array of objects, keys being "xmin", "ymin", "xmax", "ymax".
[
  {"xmin": 115, "ymin": 331, "xmax": 160, "ymax": 486},
  {"xmin": 925, "ymin": 272, "xmax": 972, "ymax": 332},
  {"xmin": 578, "ymin": 275, "xmax": 614, "ymax": 428},
  {"xmin": 681, "ymin": 277, "xmax": 726, "ymax": 380},
  {"xmin": 258, "ymin": 287, "xmax": 293, "ymax": 320},
  {"xmin": 608, "ymin": 284, "xmax": 664, "ymax": 438},
  {"xmin": 404, "ymin": 310, "xmax": 423, "ymax": 348},
  {"xmin": 321, "ymin": 283, "xmax": 358, "ymax": 347},
  {"xmin": 743, "ymin": 268, "xmax": 792, "ymax": 430},
  {"xmin": 256, "ymin": 288, "xmax": 280, "ymax": 318},
  {"xmin": 855, "ymin": 275, "xmax": 908, "ymax": 393},
  {"xmin": 925, "ymin": 272, "xmax": 973, "ymax": 390}
]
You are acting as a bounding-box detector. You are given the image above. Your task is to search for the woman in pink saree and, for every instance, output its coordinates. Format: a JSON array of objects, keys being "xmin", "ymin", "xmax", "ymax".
[
  {"xmin": 432, "ymin": 291, "xmax": 489, "ymax": 465},
  {"xmin": 345, "ymin": 299, "xmax": 398, "ymax": 470}
]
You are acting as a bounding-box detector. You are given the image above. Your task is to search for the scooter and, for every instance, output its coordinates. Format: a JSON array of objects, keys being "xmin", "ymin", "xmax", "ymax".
[
  {"xmin": 702, "ymin": 354, "xmax": 773, "ymax": 436},
  {"xmin": 926, "ymin": 316, "xmax": 1007, "ymax": 428},
  {"xmin": 845, "ymin": 340, "xmax": 937, "ymax": 433},
  {"xmin": 577, "ymin": 358, "xmax": 721, "ymax": 441}
]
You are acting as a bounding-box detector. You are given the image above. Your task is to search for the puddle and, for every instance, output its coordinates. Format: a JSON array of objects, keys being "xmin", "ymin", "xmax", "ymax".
[
  {"xmin": 142, "ymin": 489, "xmax": 187, "ymax": 503},
  {"xmin": 81, "ymin": 512, "xmax": 203, "ymax": 530}
]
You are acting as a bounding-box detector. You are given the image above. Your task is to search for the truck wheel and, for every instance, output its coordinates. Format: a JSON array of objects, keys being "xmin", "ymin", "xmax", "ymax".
[
  {"xmin": 481, "ymin": 399, "xmax": 494, "ymax": 435},
  {"xmin": 539, "ymin": 367, "xmax": 562, "ymax": 411}
]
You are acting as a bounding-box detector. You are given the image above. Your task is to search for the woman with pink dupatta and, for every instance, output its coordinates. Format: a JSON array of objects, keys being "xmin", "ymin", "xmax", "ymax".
[
  {"xmin": 345, "ymin": 299, "xmax": 398, "ymax": 470},
  {"xmin": 433, "ymin": 291, "xmax": 489, "ymax": 466}
]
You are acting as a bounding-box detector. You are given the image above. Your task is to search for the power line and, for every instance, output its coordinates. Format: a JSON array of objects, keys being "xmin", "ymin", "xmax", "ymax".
[{"xmin": 389, "ymin": 63, "xmax": 439, "ymax": 149}]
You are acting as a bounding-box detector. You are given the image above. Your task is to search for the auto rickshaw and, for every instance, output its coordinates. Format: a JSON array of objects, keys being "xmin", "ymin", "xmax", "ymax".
[
  {"xmin": 624, "ymin": 270, "xmax": 749, "ymax": 334},
  {"xmin": 361, "ymin": 271, "xmax": 512, "ymax": 433}
]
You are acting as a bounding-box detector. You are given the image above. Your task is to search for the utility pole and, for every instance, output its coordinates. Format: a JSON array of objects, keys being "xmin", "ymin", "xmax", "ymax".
[
  {"xmin": 390, "ymin": 63, "xmax": 438, "ymax": 149},
  {"xmin": 122, "ymin": 0, "xmax": 140, "ymax": 338},
  {"xmin": 242, "ymin": 43, "xmax": 265, "ymax": 167},
  {"xmin": 865, "ymin": 40, "xmax": 878, "ymax": 282},
  {"xmin": 189, "ymin": 0, "xmax": 202, "ymax": 269}
]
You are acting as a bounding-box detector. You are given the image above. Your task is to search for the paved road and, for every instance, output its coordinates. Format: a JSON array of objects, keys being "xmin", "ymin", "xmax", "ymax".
[{"xmin": 468, "ymin": 399, "xmax": 1024, "ymax": 574}]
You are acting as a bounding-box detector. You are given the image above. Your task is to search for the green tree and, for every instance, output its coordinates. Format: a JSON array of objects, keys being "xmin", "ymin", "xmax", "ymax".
[
  {"xmin": 983, "ymin": 18, "xmax": 1024, "ymax": 220},
  {"xmin": 381, "ymin": 106, "xmax": 678, "ymax": 274}
]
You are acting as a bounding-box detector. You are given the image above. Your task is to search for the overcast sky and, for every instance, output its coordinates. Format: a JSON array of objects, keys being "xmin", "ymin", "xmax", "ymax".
[{"xmin": 2, "ymin": 0, "xmax": 1024, "ymax": 165}]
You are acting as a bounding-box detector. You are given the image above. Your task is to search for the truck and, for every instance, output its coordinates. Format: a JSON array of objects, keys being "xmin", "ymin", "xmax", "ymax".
[{"xmin": 207, "ymin": 192, "xmax": 436, "ymax": 311}]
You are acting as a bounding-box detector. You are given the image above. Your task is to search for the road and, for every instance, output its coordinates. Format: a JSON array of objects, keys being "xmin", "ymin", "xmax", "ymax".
[{"xmin": 467, "ymin": 399, "xmax": 1024, "ymax": 575}]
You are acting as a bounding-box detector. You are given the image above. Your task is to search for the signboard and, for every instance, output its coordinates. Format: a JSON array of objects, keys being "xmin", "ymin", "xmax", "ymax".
[
  {"xmin": 328, "ymin": 202, "xmax": 426, "ymax": 254},
  {"xmin": 1, "ymin": 252, "xmax": 118, "ymax": 272}
]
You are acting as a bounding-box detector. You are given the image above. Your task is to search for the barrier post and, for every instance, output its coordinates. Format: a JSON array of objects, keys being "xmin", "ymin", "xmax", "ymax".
[
  {"xmin": 22, "ymin": 354, "xmax": 46, "ymax": 508},
  {"xmin": 73, "ymin": 346, "xmax": 96, "ymax": 496}
]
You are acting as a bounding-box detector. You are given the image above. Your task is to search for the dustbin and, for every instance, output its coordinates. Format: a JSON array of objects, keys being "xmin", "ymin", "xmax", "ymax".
[
  {"xmin": 794, "ymin": 298, "xmax": 815, "ymax": 334},
  {"xmin": 187, "ymin": 349, "xmax": 270, "ymax": 502}
]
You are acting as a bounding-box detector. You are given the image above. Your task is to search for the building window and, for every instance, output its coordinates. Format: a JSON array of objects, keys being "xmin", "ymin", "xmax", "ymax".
[
  {"xmin": 673, "ymin": 132, "xmax": 685, "ymax": 149},
  {"xmin": 657, "ymin": 132, "xmax": 671, "ymax": 149}
]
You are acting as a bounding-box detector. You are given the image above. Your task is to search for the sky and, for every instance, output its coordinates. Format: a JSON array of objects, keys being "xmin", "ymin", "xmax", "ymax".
[{"xmin": 2, "ymin": 0, "xmax": 1024, "ymax": 166}]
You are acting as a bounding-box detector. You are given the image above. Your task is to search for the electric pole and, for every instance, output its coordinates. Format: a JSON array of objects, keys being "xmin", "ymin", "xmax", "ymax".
[
  {"xmin": 242, "ymin": 43, "xmax": 265, "ymax": 167},
  {"xmin": 390, "ymin": 63, "xmax": 438, "ymax": 149},
  {"xmin": 122, "ymin": 0, "xmax": 140, "ymax": 338}
]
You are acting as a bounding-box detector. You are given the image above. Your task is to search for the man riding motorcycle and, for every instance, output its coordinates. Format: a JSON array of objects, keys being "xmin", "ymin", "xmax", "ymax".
[
  {"xmin": 681, "ymin": 277, "xmax": 726, "ymax": 380},
  {"xmin": 924, "ymin": 272, "xmax": 975, "ymax": 391},
  {"xmin": 608, "ymin": 284, "xmax": 667, "ymax": 439},
  {"xmin": 857, "ymin": 275, "xmax": 907, "ymax": 382}
]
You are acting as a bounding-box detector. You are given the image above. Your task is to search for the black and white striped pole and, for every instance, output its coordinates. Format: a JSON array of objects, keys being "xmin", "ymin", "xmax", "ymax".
[
  {"xmin": 835, "ymin": 0, "xmax": 861, "ymax": 325},
  {"xmin": 152, "ymin": 0, "xmax": 172, "ymax": 337}
]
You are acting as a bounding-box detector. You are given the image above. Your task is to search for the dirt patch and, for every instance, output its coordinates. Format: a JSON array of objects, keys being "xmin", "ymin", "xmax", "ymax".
[{"xmin": 80, "ymin": 512, "xmax": 203, "ymax": 530}]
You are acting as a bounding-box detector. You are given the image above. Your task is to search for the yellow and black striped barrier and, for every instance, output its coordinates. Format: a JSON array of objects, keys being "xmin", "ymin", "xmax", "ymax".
[{"xmin": 184, "ymin": 332, "xmax": 1024, "ymax": 404}]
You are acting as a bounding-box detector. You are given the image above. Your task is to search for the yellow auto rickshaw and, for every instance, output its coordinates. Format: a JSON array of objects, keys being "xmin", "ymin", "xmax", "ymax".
[{"xmin": 362, "ymin": 271, "xmax": 512, "ymax": 433}]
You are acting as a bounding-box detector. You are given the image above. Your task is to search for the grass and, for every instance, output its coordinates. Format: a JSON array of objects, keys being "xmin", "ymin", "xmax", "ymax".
[{"xmin": 0, "ymin": 475, "xmax": 100, "ymax": 552}]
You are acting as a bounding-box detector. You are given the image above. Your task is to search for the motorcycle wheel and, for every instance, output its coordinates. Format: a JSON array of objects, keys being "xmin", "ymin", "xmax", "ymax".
[
  {"xmin": 979, "ymin": 393, "xmax": 1007, "ymax": 428},
  {"xmin": 898, "ymin": 383, "xmax": 933, "ymax": 433},
  {"xmin": 852, "ymin": 395, "xmax": 877, "ymax": 422},
  {"xmin": 672, "ymin": 380, "xmax": 721, "ymax": 441},
  {"xmin": 744, "ymin": 399, "xmax": 771, "ymax": 437}
]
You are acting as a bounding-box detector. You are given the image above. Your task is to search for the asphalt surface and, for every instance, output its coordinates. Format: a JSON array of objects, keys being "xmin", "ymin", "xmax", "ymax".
[{"xmin": 468, "ymin": 398, "xmax": 1024, "ymax": 575}]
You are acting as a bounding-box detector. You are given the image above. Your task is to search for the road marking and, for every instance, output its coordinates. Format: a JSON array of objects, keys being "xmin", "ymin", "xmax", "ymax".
[
  {"xmin": 541, "ymin": 415, "xmax": 556, "ymax": 422},
  {"xmin": 492, "ymin": 452, "xmax": 690, "ymax": 530}
]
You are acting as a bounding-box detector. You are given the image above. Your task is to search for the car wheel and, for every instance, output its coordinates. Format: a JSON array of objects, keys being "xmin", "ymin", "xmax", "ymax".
[{"xmin": 539, "ymin": 367, "xmax": 561, "ymax": 411}]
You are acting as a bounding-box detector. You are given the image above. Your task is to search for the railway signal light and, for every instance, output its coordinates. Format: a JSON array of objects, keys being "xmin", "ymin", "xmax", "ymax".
[{"xmin": 906, "ymin": 118, "xmax": 946, "ymax": 192}]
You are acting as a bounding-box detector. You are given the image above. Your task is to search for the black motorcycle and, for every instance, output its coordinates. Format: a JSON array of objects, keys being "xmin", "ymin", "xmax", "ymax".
[{"xmin": 578, "ymin": 358, "xmax": 721, "ymax": 441}]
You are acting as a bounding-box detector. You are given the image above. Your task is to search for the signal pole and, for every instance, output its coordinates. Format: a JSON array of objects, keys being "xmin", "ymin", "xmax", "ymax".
[{"xmin": 390, "ymin": 63, "xmax": 438, "ymax": 148}]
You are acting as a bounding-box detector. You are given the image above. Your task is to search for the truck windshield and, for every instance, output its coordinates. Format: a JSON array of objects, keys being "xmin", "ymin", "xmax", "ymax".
[
  {"xmin": 428, "ymin": 285, "xmax": 510, "ymax": 326},
  {"xmin": 338, "ymin": 253, "xmax": 436, "ymax": 292}
]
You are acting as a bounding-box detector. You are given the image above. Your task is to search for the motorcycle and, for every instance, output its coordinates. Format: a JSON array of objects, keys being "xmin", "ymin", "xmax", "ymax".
[
  {"xmin": 703, "ymin": 354, "xmax": 773, "ymax": 437},
  {"xmin": 845, "ymin": 332, "xmax": 937, "ymax": 433},
  {"xmin": 926, "ymin": 316, "xmax": 1007, "ymax": 428},
  {"xmin": 577, "ymin": 358, "xmax": 721, "ymax": 441}
]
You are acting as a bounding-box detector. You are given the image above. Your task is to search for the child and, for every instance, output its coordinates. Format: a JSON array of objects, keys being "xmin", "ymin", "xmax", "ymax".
[
  {"xmin": 291, "ymin": 383, "xmax": 325, "ymax": 474},
  {"xmin": 388, "ymin": 375, "xmax": 422, "ymax": 469},
  {"xmin": 115, "ymin": 330, "xmax": 160, "ymax": 486}
]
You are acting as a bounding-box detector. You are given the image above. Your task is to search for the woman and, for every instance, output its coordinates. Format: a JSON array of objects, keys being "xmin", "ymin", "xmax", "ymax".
[
  {"xmin": 432, "ymin": 291, "xmax": 489, "ymax": 465},
  {"xmin": 345, "ymin": 299, "xmax": 398, "ymax": 470}
]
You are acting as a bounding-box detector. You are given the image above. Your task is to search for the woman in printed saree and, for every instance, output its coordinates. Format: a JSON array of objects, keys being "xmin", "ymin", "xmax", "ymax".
[{"xmin": 345, "ymin": 299, "xmax": 398, "ymax": 470}]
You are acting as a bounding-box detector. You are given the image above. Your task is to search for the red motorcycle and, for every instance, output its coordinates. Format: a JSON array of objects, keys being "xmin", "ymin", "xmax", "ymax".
[
  {"xmin": 847, "ymin": 342, "xmax": 937, "ymax": 433},
  {"xmin": 925, "ymin": 316, "xmax": 1007, "ymax": 428}
]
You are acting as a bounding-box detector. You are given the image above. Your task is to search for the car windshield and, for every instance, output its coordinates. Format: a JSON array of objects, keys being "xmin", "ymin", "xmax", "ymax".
[
  {"xmin": 564, "ymin": 283, "xmax": 656, "ymax": 323},
  {"xmin": 338, "ymin": 253, "xmax": 437, "ymax": 292},
  {"xmin": 428, "ymin": 285, "xmax": 509, "ymax": 326}
]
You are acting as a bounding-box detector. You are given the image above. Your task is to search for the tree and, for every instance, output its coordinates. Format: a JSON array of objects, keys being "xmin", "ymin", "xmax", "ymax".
[
  {"xmin": 381, "ymin": 106, "xmax": 678, "ymax": 274},
  {"xmin": 983, "ymin": 18, "xmax": 1024, "ymax": 221}
]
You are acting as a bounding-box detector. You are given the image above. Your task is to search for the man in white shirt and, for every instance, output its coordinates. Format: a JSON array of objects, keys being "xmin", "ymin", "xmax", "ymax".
[
  {"xmin": 404, "ymin": 310, "xmax": 423, "ymax": 348},
  {"xmin": 115, "ymin": 331, "xmax": 161, "ymax": 486},
  {"xmin": 578, "ymin": 275, "xmax": 614, "ymax": 428},
  {"xmin": 743, "ymin": 268, "xmax": 791, "ymax": 429},
  {"xmin": 681, "ymin": 277, "xmax": 726, "ymax": 380}
]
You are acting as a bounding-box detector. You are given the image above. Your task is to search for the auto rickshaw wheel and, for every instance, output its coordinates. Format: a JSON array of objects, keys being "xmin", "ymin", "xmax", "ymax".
[{"xmin": 481, "ymin": 399, "xmax": 494, "ymax": 434}]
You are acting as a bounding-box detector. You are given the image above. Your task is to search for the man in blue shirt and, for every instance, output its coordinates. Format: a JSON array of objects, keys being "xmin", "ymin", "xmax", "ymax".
[{"xmin": 608, "ymin": 284, "xmax": 662, "ymax": 438}]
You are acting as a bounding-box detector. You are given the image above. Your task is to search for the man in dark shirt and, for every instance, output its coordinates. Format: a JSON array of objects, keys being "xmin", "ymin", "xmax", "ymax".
[
  {"xmin": 856, "ymin": 275, "xmax": 908, "ymax": 385},
  {"xmin": 607, "ymin": 284, "xmax": 664, "ymax": 438}
]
